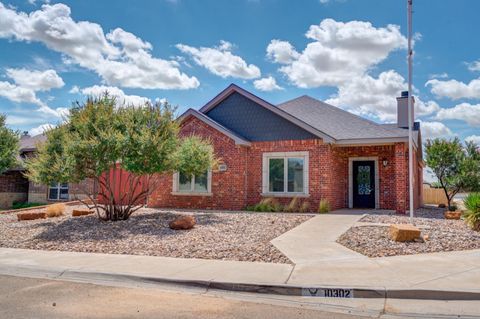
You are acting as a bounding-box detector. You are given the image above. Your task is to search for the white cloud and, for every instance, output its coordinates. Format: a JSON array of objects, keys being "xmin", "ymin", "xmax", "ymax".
[
  {"xmin": 268, "ymin": 19, "xmax": 407, "ymax": 88},
  {"xmin": 253, "ymin": 76, "xmax": 283, "ymax": 91},
  {"xmin": 435, "ymin": 103, "xmax": 480, "ymax": 126},
  {"xmin": 29, "ymin": 123, "xmax": 54, "ymax": 136},
  {"xmin": 0, "ymin": 67, "xmax": 65, "ymax": 118},
  {"xmin": 6, "ymin": 68, "xmax": 64, "ymax": 91},
  {"xmin": 426, "ymin": 78, "xmax": 480, "ymax": 100},
  {"xmin": 266, "ymin": 40, "xmax": 300, "ymax": 64},
  {"xmin": 69, "ymin": 85, "xmax": 80, "ymax": 94},
  {"xmin": 325, "ymin": 71, "xmax": 439, "ymax": 122},
  {"xmin": 81, "ymin": 85, "xmax": 151, "ymax": 107},
  {"xmin": 0, "ymin": 81, "xmax": 43, "ymax": 106},
  {"xmin": 467, "ymin": 60, "xmax": 480, "ymax": 72},
  {"xmin": 428, "ymin": 72, "xmax": 448, "ymax": 80},
  {"xmin": 176, "ymin": 41, "xmax": 261, "ymax": 79},
  {"xmin": 0, "ymin": 3, "xmax": 199, "ymax": 90},
  {"xmin": 421, "ymin": 121, "xmax": 453, "ymax": 141},
  {"xmin": 465, "ymin": 135, "xmax": 480, "ymax": 145}
]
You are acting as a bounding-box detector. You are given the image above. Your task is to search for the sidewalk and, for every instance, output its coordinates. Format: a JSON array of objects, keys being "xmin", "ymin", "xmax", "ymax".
[{"xmin": 0, "ymin": 211, "xmax": 479, "ymax": 300}]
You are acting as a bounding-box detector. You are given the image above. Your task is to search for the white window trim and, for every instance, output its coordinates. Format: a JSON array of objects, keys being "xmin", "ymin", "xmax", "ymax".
[
  {"xmin": 348, "ymin": 157, "xmax": 379, "ymax": 209},
  {"xmin": 48, "ymin": 183, "xmax": 69, "ymax": 201},
  {"xmin": 172, "ymin": 170, "xmax": 212, "ymax": 196},
  {"xmin": 262, "ymin": 151, "xmax": 309, "ymax": 197}
]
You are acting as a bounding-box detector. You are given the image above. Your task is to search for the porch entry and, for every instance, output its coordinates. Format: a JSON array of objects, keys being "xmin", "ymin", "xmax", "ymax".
[{"xmin": 349, "ymin": 158, "xmax": 378, "ymax": 209}]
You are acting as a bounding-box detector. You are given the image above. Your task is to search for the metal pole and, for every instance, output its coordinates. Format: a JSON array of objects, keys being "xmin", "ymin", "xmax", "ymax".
[{"xmin": 407, "ymin": 0, "xmax": 414, "ymax": 222}]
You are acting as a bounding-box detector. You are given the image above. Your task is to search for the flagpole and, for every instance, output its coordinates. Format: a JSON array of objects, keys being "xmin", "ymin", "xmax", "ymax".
[{"xmin": 407, "ymin": 0, "xmax": 414, "ymax": 222}]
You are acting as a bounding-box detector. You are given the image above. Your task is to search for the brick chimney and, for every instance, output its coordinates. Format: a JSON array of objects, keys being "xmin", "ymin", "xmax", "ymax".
[{"xmin": 396, "ymin": 91, "xmax": 415, "ymax": 128}]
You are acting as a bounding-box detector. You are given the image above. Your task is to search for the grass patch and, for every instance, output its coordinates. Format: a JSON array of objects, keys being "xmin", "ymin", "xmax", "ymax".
[{"xmin": 11, "ymin": 202, "xmax": 44, "ymax": 210}]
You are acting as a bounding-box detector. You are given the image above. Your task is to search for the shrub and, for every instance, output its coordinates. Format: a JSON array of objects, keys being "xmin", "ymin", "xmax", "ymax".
[
  {"xmin": 253, "ymin": 198, "xmax": 282, "ymax": 212},
  {"xmin": 318, "ymin": 199, "xmax": 330, "ymax": 214},
  {"xmin": 11, "ymin": 202, "xmax": 43, "ymax": 210},
  {"xmin": 45, "ymin": 203, "xmax": 66, "ymax": 218},
  {"xmin": 463, "ymin": 193, "xmax": 480, "ymax": 231},
  {"xmin": 448, "ymin": 204, "xmax": 458, "ymax": 212},
  {"xmin": 284, "ymin": 197, "xmax": 300, "ymax": 212},
  {"xmin": 299, "ymin": 201, "xmax": 311, "ymax": 213}
]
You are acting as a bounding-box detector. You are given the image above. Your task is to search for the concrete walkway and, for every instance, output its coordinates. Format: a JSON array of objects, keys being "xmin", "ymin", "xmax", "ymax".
[
  {"xmin": 273, "ymin": 210, "xmax": 480, "ymax": 292},
  {"xmin": 271, "ymin": 211, "xmax": 365, "ymax": 263},
  {"xmin": 1, "ymin": 210, "xmax": 480, "ymax": 299}
]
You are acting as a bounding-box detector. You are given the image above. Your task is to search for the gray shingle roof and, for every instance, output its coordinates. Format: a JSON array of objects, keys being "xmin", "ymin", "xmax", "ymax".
[
  {"xmin": 277, "ymin": 95, "xmax": 414, "ymax": 142},
  {"xmin": 19, "ymin": 134, "xmax": 47, "ymax": 152}
]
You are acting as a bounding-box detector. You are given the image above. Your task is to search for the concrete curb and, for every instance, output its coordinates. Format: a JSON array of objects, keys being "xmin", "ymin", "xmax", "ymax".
[{"xmin": 3, "ymin": 265, "xmax": 480, "ymax": 301}]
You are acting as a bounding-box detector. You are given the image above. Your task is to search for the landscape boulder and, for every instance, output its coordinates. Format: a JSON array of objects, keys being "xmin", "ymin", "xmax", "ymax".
[
  {"xmin": 169, "ymin": 215, "xmax": 196, "ymax": 230},
  {"xmin": 72, "ymin": 209, "xmax": 94, "ymax": 217},
  {"xmin": 389, "ymin": 224, "xmax": 421, "ymax": 242},
  {"xmin": 444, "ymin": 211, "xmax": 462, "ymax": 220},
  {"xmin": 17, "ymin": 212, "xmax": 46, "ymax": 221}
]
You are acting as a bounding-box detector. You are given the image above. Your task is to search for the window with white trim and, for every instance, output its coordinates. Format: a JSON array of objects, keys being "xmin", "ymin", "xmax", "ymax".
[
  {"xmin": 262, "ymin": 152, "xmax": 309, "ymax": 195},
  {"xmin": 48, "ymin": 182, "xmax": 69, "ymax": 200},
  {"xmin": 174, "ymin": 170, "xmax": 212, "ymax": 194}
]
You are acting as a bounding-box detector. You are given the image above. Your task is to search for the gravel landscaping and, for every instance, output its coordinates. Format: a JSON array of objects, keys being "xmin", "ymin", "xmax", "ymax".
[
  {"xmin": 337, "ymin": 206, "xmax": 480, "ymax": 257},
  {"xmin": 0, "ymin": 205, "xmax": 312, "ymax": 264}
]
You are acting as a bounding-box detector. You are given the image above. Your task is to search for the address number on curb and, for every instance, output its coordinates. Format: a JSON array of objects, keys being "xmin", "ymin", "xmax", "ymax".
[{"xmin": 302, "ymin": 288, "xmax": 353, "ymax": 298}]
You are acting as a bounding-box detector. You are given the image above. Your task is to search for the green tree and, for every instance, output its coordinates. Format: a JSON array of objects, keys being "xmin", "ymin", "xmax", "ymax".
[
  {"xmin": 425, "ymin": 137, "xmax": 480, "ymax": 209},
  {"xmin": 0, "ymin": 114, "xmax": 19, "ymax": 174},
  {"xmin": 26, "ymin": 95, "xmax": 216, "ymax": 221}
]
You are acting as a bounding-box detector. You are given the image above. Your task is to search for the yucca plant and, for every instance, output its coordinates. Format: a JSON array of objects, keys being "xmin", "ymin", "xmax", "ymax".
[{"xmin": 463, "ymin": 193, "xmax": 480, "ymax": 231}]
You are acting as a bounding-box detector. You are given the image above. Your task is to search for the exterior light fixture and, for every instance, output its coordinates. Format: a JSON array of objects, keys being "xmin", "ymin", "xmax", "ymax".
[{"xmin": 382, "ymin": 158, "xmax": 388, "ymax": 167}]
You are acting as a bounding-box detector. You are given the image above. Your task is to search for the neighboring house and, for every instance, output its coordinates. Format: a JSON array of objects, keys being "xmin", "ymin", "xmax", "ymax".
[
  {"xmin": 148, "ymin": 84, "xmax": 423, "ymax": 213},
  {"xmin": 0, "ymin": 133, "xmax": 94, "ymax": 208}
]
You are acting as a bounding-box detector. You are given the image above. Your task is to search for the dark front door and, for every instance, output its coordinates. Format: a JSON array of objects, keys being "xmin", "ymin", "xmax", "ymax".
[{"xmin": 352, "ymin": 161, "xmax": 375, "ymax": 208}]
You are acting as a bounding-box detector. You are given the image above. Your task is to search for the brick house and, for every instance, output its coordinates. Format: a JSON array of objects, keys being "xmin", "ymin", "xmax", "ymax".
[
  {"xmin": 148, "ymin": 84, "xmax": 423, "ymax": 213},
  {"xmin": 0, "ymin": 133, "xmax": 94, "ymax": 209}
]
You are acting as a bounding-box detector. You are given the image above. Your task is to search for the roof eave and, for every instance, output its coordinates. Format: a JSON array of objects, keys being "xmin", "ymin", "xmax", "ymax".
[{"xmin": 335, "ymin": 137, "xmax": 409, "ymax": 146}]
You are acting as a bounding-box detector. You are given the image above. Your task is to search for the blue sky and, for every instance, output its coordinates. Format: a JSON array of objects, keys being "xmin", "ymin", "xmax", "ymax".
[{"xmin": 0, "ymin": 0, "xmax": 479, "ymax": 148}]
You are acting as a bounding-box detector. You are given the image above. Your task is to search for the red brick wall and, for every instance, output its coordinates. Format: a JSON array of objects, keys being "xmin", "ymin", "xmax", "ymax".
[
  {"xmin": 0, "ymin": 171, "xmax": 28, "ymax": 193},
  {"xmin": 332, "ymin": 145, "xmax": 397, "ymax": 210},
  {"xmin": 148, "ymin": 115, "xmax": 249, "ymax": 210},
  {"xmin": 147, "ymin": 115, "xmax": 422, "ymax": 213},
  {"xmin": 245, "ymin": 139, "xmax": 327, "ymax": 209}
]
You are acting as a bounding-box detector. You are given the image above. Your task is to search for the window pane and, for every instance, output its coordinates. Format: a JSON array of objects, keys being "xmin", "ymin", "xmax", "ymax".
[
  {"xmin": 59, "ymin": 188, "xmax": 69, "ymax": 200},
  {"xmin": 269, "ymin": 158, "xmax": 284, "ymax": 192},
  {"xmin": 288, "ymin": 158, "xmax": 304, "ymax": 193},
  {"xmin": 49, "ymin": 188, "xmax": 58, "ymax": 200},
  {"xmin": 178, "ymin": 172, "xmax": 192, "ymax": 192},
  {"xmin": 194, "ymin": 171, "xmax": 208, "ymax": 192},
  {"xmin": 60, "ymin": 183, "xmax": 68, "ymax": 188}
]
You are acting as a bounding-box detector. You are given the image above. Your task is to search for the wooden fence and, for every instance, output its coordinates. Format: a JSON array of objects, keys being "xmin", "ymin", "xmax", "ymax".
[{"xmin": 423, "ymin": 185, "xmax": 448, "ymax": 205}]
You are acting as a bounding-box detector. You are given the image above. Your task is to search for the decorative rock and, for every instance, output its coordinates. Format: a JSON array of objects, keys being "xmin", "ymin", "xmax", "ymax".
[
  {"xmin": 389, "ymin": 224, "xmax": 421, "ymax": 242},
  {"xmin": 423, "ymin": 234, "xmax": 430, "ymax": 241},
  {"xmin": 438, "ymin": 203, "xmax": 446, "ymax": 208},
  {"xmin": 169, "ymin": 215, "xmax": 196, "ymax": 230},
  {"xmin": 444, "ymin": 211, "xmax": 462, "ymax": 220},
  {"xmin": 17, "ymin": 212, "xmax": 46, "ymax": 221},
  {"xmin": 72, "ymin": 210, "xmax": 94, "ymax": 217}
]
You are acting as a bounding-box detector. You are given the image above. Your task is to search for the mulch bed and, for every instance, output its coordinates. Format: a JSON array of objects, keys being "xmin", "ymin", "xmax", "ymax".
[
  {"xmin": 0, "ymin": 206, "xmax": 311, "ymax": 264},
  {"xmin": 337, "ymin": 207, "xmax": 480, "ymax": 257}
]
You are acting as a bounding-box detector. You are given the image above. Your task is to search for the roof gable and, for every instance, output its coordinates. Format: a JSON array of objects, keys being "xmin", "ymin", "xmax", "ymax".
[
  {"xmin": 178, "ymin": 109, "xmax": 251, "ymax": 146},
  {"xmin": 200, "ymin": 84, "xmax": 334, "ymax": 142}
]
